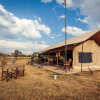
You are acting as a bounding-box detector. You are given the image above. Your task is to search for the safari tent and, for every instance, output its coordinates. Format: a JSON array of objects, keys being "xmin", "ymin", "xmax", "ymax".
[{"xmin": 40, "ymin": 28, "xmax": 100, "ymax": 71}]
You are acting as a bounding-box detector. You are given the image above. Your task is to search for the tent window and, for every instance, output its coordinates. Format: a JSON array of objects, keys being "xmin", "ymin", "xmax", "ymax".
[{"xmin": 79, "ymin": 52, "xmax": 92, "ymax": 63}]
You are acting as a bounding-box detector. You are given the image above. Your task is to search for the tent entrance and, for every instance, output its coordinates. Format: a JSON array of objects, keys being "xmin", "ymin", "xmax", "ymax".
[{"xmin": 60, "ymin": 50, "xmax": 73, "ymax": 67}]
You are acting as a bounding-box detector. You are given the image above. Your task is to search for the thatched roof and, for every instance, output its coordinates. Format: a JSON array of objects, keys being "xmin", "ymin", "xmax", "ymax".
[{"xmin": 41, "ymin": 28, "xmax": 100, "ymax": 53}]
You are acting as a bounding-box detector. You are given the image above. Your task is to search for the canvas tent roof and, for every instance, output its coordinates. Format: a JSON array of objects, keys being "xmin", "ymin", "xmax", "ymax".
[{"xmin": 41, "ymin": 28, "xmax": 100, "ymax": 53}]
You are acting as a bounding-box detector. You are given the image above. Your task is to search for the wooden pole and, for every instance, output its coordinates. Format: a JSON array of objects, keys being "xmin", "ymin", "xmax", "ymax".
[
  {"xmin": 81, "ymin": 42, "xmax": 84, "ymax": 72},
  {"xmin": 2, "ymin": 65, "xmax": 3, "ymax": 81},
  {"xmin": 64, "ymin": 0, "xmax": 67, "ymax": 63}
]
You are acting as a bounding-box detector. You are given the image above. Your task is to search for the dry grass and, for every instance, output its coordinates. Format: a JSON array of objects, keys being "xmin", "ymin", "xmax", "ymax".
[{"xmin": 0, "ymin": 58, "xmax": 100, "ymax": 100}]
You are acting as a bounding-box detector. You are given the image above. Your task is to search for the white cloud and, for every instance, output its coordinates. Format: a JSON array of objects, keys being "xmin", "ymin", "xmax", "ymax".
[
  {"xmin": 0, "ymin": 40, "xmax": 49, "ymax": 54},
  {"xmin": 38, "ymin": 17, "xmax": 42, "ymax": 22},
  {"xmin": 98, "ymin": 25, "xmax": 100, "ymax": 28},
  {"xmin": 56, "ymin": 0, "xmax": 64, "ymax": 4},
  {"xmin": 72, "ymin": 0, "xmax": 100, "ymax": 29},
  {"xmin": 41, "ymin": 0, "xmax": 100, "ymax": 29},
  {"xmin": 0, "ymin": 4, "xmax": 51, "ymax": 39},
  {"xmin": 77, "ymin": 17, "xmax": 88, "ymax": 24},
  {"xmin": 59, "ymin": 15, "xmax": 65, "ymax": 19},
  {"xmin": 62, "ymin": 26, "xmax": 87, "ymax": 36},
  {"xmin": 41, "ymin": 0, "xmax": 52, "ymax": 3},
  {"xmin": 0, "ymin": 4, "xmax": 51, "ymax": 54},
  {"xmin": 56, "ymin": 0, "xmax": 100, "ymax": 29},
  {"xmin": 56, "ymin": 0, "xmax": 73, "ymax": 7},
  {"xmin": 50, "ymin": 36, "xmax": 55, "ymax": 39},
  {"xmin": 33, "ymin": 20, "xmax": 51, "ymax": 35}
]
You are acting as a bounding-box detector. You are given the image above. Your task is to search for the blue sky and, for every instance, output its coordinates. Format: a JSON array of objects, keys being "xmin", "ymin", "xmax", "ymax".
[{"xmin": 0, "ymin": 0, "xmax": 100, "ymax": 54}]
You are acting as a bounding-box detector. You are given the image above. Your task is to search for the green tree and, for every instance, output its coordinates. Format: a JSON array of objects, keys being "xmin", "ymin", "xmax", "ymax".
[{"xmin": 14, "ymin": 50, "xmax": 22, "ymax": 58}]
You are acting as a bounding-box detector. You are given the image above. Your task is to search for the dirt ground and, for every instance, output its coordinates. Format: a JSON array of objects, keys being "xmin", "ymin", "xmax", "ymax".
[{"xmin": 0, "ymin": 58, "xmax": 100, "ymax": 100}]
